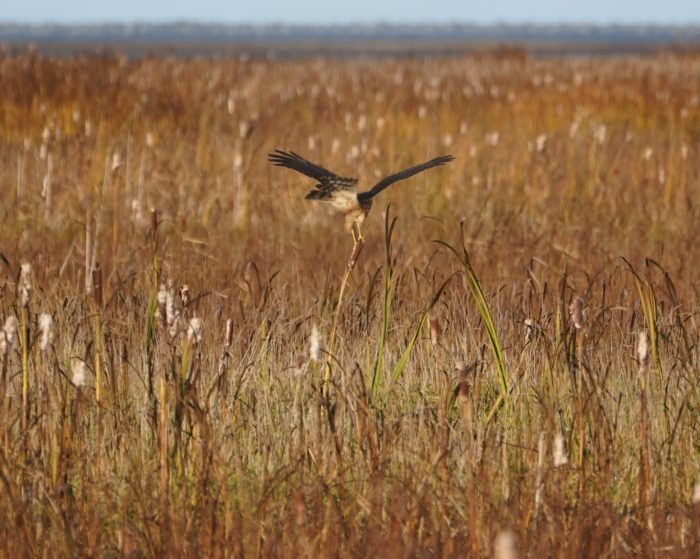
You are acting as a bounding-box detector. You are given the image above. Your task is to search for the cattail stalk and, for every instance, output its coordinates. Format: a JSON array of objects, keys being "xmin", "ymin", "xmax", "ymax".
[
  {"xmin": 1, "ymin": 317, "xmax": 18, "ymax": 454},
  {"xmin": 159, "ymin": 366, "xmax": 169, "ymax": 524},
  {"xmin": 324, "ymin": 238, "xmax": 365, "ymax": 397},
  {"xmin": 85, "ymin": 211, "xmax": 92, "ymax": 293},
  {"xmin": 534, "ymin": 431, "xmax": 546, "ymax": 519},
  {"xmin": 151, "ymin": 208, "xmax": 159, "ymax": 282},
  {"xmin": 19, "ymin": 263, "xmax": 32, "ymax": 433},
  {"xmin": 93, "ymin": 264, "xmax": 103, "ymax": 404},
  {"xmin": 570, "ymin": 296, "xmax": 586, "ymax": 500},
  {"xmin": 637, "ymin": 331, "xmax": 651, "ymax": 521},
  {"xmin": 457, "ymin": 362, "xmax": 472, "ymax": 441}
]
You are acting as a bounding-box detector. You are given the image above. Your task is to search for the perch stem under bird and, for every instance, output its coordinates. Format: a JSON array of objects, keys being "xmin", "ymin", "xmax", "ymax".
[{"xmin": 268, "ymin": 150, "xmax": 454, "ymax": 242}]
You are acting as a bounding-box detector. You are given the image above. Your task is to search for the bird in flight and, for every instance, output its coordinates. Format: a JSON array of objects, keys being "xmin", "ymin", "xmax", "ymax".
[{"xmin": 268, "ymin": 150, "xmax": 454, "ymax": 242}]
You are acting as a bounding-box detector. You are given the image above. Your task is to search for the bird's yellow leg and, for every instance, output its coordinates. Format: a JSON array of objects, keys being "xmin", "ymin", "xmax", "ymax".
[
  {"xmin": 356, "ymin": 223, "xmax": 365, "ymax": 242},
  {"xmin": 351, "ymin": 226, "xmax": 358, "ymax": 244}
]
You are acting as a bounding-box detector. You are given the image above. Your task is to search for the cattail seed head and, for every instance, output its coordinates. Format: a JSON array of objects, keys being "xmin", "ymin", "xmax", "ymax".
[
  {"xmin": 166, "ymin": 284, "xmax": 180, "ymax": 338},
  {"xmin": 570, "ymin": 296, "xmax": 585, "ymax": 330},
  {"xmin": 637, "ymin": 330, "xmax": 650, "ymax": 371},
  {"xmin": 429, "ymin": 316, "xmax": 441, "ymax": 346},
  {"xmin": 187, "ymin": 317, "xmax": 203, "ymax": 346},
  {"xmin": 180, "ymin": 284, "xmax": 190, "ymax": 308},
  {"xmin": 294, "ymin": 354, "xmax": 306, "ymax": 375},
  {"xmin": 92, "ymin": 263, "xmax": 103, "ymax": 308},
  {"xmin": 150, "ymin": 208, "xmax": 158, "ymax": 241},
  {"xmin": 309, "ymin": 325, "xmax": 321, "ymax": 362},
  {"xmin": 1, "ymin": 317, "xmax": 19, "ymax": 356},
  {"xmin": 692, "ymin": 482, "xmax": 700, "ymax": 505},
  {"xmin": 71, "ymin": 359, "xmax": 88, "ymax": 388},
  {"xmin": 348, "ymin": 239, "xmax": 365, "ymax": 269},
  {"xmin": 293, "ymin": 489, "xmax": 306, "ymax": 526},
  {"xmin": 38, "ymin": 313, "xmax": 53, "ymax": 352},
  {"xmin": 18, "ymin": 262, "xmax": 33, "ymax": 308},
  {"xmin": 111, "ymin": 151, "xmax": 122, "ymax": 173},
  {"xmin": 456, "ymin": 362, "xmax": 470, "ymax": 402},
  {"xmin": 553, "ymin": 431, "xmax": 569, "ymax": 467},
  {"xmin": 494, "ymin": 530, "xmax": 517, "ymax": 559},
  {"xmin": 524, "ymin": 318, "xmax": 536, "ymax": 342},
  {"xmin": 157, "ymin": 282, "xmax": 180, "ymax": 338},
  {"xmin": 224, "ymin": 319, "xmax": 233, "ymax": 347},
  {"xmin": 156, "ymin": 284, "xmax": 168, "ymax": 327}
]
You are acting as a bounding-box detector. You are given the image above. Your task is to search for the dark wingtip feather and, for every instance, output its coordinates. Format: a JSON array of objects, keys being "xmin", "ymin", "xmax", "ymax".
[
  {"xmin": 436, "ymin": 154, "xmax": 455, "ymax": 165},
  {"xmin": 268, "ymin": 150, "xmax": 292, "ymax": 166}
]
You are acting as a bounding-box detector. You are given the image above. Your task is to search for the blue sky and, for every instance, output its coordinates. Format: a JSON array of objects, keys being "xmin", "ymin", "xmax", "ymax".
[{"xmin": 3, "ymin": 0, "xmax": 700, "ymax": 25}]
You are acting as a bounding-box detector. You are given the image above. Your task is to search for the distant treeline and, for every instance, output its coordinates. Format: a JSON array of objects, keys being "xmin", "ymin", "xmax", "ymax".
[{"xmin": 1, "ymin": 22, "xmax": 700, "ymax": 43}]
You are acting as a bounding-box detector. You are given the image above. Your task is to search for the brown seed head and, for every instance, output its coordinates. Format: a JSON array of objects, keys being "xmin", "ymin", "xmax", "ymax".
[
  {"xmin": 180, "ymin": 284, "xmax": 190, "ymax": 308},
  {"xmin": 92, "ymin": 263, "xmax": 103, "ymax": 308},
  {"xmin": 429, "ymin": 316, "xmax": 441, "ymax": 346},
  {"xmin": 224, "ymin": 319, "xmax": 233, "ymax": 347},
  {"xmin": 150, "ymin": 208, "xmax": 158, "ymax": 242},
  {"xmin": 456, "ymin": 362, "xmax": 470, "ymax": 402},
  {"xmin": 348, "ymin": 238, "xmax": 365, "ymax": 270}
]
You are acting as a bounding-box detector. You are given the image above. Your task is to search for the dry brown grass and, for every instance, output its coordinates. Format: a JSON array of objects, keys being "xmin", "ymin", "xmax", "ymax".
[{"xmin": 1, "ymin": 49, "xmax": 700, "ymax": 557}]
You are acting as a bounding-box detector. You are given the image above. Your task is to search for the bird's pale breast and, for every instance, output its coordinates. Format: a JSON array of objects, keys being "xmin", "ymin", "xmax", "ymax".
[{"xmin": 329, "ymin": 191, "xmax": 361, "ymax": 214}]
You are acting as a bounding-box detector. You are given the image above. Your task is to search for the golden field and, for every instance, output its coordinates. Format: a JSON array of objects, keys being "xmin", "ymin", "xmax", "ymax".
[{"xmin": 1, "ymin": 49, "xmax": 700, "ymax": 557}]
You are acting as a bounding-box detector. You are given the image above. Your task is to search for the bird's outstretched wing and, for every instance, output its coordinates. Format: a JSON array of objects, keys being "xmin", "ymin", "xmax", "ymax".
[
  {"xmin": 358, "ymin": 155, "xmax": 455, "ymax": 202},
  {"xmin": 268, "ymin": 150, "xmax": 358, "ymax": 194}
]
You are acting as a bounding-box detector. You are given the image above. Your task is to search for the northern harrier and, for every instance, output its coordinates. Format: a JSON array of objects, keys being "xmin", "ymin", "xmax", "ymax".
[{"xmin": 268, "ymin": 150, "xmax": 454, "ymax": 242}]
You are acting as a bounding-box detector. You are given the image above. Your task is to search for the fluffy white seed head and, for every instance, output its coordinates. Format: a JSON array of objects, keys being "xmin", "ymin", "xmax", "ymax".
[
  {"xmin": 1, "ymin": 317, "xmax": 19, "ymax": 356},
  {"xmin": 111, "ymin": 152, "xmax": 122, "ymax": 172},
  {"xmin": 309, "ymin": 325, "xmax": 321, "ymax": 362},
  {"xmin": 71, "ymin": 359, "xmax": 88, "ymax": 388},
  {"xmin": 19, "ymin": 262, "xmax": 33, "ymax": 308},
  {"xmin": 692, "ymin": 482, "xmax": 700, "ymax": 505},
  {"xmin": 187, "ymin": 317, "xmax": 203, "ymax": 346},
  {"xmin": 570, "ymin": 297, "xmax": 585, "ymax": 330},
  {"xmin": 38, "ymin": 313, "xmax": 53, "ymax": 352},
  {"xmin": 637, "ymin": 330, "xmax": 650, "ymax": 368},
  {"xmin": 553, "ymin": 432, "xmax": 569, "ymax": 467},
  {"xmin": 494, "ymin": 530, "xmax": 517, "ymax": 559}
]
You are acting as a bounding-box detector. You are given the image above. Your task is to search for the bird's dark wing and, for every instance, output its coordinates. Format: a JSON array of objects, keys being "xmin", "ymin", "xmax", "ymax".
[
  {"xmin": 268, "ymin": 150, "xmax": 357, "ymax": 193},
  {"xmin": 358, "ymin": 155, "xmax": 455, "ymax": 202}
]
